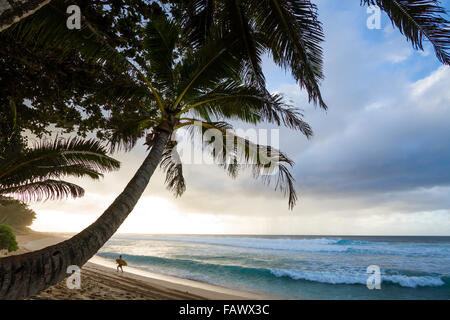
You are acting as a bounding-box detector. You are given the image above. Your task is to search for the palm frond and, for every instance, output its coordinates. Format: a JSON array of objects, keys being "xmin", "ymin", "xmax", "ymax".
[
  {"xmin": 224, "ymin": 0, "xmax": 266, "ymax": 88},
  {"xmin": 0, "ymin": 0, "xmax": 168, "ymax": 130},
  {"xmin": 144, "ymin": 12, "xmax": 179, "ymax": 90},
  {"xmin": 0, "ymin": 137, "xmax": 120, "ymax": 201},
  {"xmin": 183, "ymin": 83, "xmax": 264, "ymax": 124},
  {"xmin": 362, "ymin": 0, "xmax": 450, "ymax": 65},
  {"xmin": 106, "ymin": 117, "xmax": 156, "ymax": 153},
  {"xmin": 181, "ymin": 0, "xmax": 217, "ymax": 47},
  {"xmin": 172, "ymin": 26, "xmax": 243, "ymax": 108},
  {"xmin": 251, "ymin": 0, "xmax": 327, "ymax": 109},
  {"xmin": 160, "ymin": 141, "xmax": 186, "ymax": 197},
  {"xmin": 0, "ymin": 179, "xmax": 85, "ymax": 202},
  {"xmin": 181, "ymin": 80, "xmax": 313, "ymax": 137},
  {"xmin": 3, "ymin": 164, "xmax": 103, "ymax": 186},
  {"xmin": 187, "ymin": 121, "xmax": 297, "ymax": 209},
  {"xmin": 3, "ymin": 2, "xmax": 131, "ymax": 73}
]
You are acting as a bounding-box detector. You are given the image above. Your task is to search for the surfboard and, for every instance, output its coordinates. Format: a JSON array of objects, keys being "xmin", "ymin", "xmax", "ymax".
[{"xmin": 116, "ymin": 258, "xmax": 127, "ymax": 266}]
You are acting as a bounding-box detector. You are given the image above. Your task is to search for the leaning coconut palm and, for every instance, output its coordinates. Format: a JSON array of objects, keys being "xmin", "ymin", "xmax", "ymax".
[
  {"xmin": 0, "ymin": 101, "xmax": 120, "ymax": 202},
  {"xmin": 0, "ymin": 12, "xmax": 311, "ymax": 299},
  {"xmin": 362, "ymin": 0, "xmax": 450, "ymax": 64}
]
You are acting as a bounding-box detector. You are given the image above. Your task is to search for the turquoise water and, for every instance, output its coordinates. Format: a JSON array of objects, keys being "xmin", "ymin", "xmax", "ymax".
[{"xmin": 97, "ymin": 235, "xmax": 450, "ymax": 299}]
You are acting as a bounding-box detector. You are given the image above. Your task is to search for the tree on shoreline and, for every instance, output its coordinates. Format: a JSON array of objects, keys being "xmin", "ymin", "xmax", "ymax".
[
  {"xmin": 0, "ymin": 9, "xmax": 312, "ymax": 299},
  {"xmin": 0, "ymin": 197, "xmax": 36, "ymax": 230},
  {"xmin": 0, "ymin": 225, "xmax": 18, "ymax": 254}
]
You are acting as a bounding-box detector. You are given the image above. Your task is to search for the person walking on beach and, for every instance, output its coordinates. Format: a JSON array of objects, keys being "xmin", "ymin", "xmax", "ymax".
[{"xmin": 116, "ymin": 255, "xmax": 127, "ymax": 273}]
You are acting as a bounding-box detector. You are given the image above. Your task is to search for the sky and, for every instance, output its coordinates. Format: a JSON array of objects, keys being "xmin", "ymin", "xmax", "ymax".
[{"xmin": 30, "ymin": 0, "xmax": 450, "ymax": 235}]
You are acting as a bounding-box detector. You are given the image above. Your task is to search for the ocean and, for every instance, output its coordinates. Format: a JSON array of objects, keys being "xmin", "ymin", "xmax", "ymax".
[{"xmin": 96, "ymin": 234, "xmax": 450, "ymax": 299}]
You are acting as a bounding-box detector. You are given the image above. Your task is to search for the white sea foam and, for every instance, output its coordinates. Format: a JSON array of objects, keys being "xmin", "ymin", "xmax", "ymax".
[
  {"xmin": 269, "ymin": 269, "xmax": 445, "ymax": 288},
  {"xmin": 130, "ymin": 235, "xmax": 450, "ymax": 257}
]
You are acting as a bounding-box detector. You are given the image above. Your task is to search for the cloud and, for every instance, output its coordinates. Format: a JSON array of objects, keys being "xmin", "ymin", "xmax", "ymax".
[{"xmin": 294, "ymin": 66, "xmax": 450, "ymax": 196}]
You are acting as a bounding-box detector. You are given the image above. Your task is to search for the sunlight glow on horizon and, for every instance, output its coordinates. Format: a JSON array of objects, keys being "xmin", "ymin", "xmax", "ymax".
[{"xmin": 31, "ymin": 195, "xmax": 264, "ymax": 235}]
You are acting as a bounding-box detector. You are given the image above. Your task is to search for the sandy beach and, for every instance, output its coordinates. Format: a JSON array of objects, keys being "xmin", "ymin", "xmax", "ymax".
[{"xmin": 6, "ymin": 230, "xmax": 271, "ymax": 300}]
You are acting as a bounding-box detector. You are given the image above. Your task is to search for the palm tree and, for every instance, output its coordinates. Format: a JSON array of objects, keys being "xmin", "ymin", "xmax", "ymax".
[
  {"xmin": 362, "ymin": 0, "xmax": 449, "ymax": 64},
  {"xmin": 0, "ymin": 99, "xmax": 120, "ymax": 202},
  {"xmin": 0, "ymin": 137, "xmax": 121, "ymax": 202},
  {"xmin": 1, "ymin": 1, "xmax": 448, "ymax": 299},
  {"xmin": 0, "ymin": 11, "xmax": 311, "ymax": 299}
]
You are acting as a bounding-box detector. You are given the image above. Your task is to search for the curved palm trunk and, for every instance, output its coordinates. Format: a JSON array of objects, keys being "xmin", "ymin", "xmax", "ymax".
[
  {"xmin": 0, "ymin": 130, "xmax": 169, "ymax": 300},
  {"xmin": 0, "ymin": 0, "xmax": 51, "ymax": 32}
]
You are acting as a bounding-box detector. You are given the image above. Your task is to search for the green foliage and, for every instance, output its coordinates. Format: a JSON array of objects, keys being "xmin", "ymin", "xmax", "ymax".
[
  {"xmin": 0, "ymin": 197, "xmax": 36, "ymax": 229},
  {"xmin": 120, "ymin": 12, "xmax": 303, "ymax": 208},
  {"xmin": 0, "ymin": 136, "xmax": 121, "ymax": 202},
  {"xmin": 1, "ymin": 0, "xmax": 448, "ymax": 142},
  {"xmin": 0, "ymin": 0, "xmax": 161, "ymax": 139},
  {"xmin": 176, "ymin": 0, "xmax": 450, "ymax": 109},
  {"xmin": 160, "ymin": 141, "xmax": 186, "ymax": 198},
  {"xmin": 0, "ymin": 224, "xmax": 19, "ymax": 253},
  {"xmin": 0, "ymin": 82, "xmax": 120, "ymax": 202}
]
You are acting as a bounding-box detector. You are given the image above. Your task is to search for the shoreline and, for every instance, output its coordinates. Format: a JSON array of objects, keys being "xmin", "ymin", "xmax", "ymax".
[
  {"xmin": 89, "ymin": 255, "xmax": 273, "ymax": 300},
  {"xmin": 11, "ymin": 230, "xmax": 275, "ymax": 300}
]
